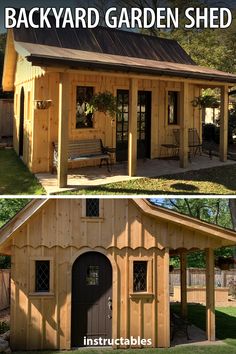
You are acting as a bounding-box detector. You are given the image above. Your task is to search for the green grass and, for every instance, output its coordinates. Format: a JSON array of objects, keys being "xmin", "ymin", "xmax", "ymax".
[
  {"xmin": 0, "ymin": 149, "xmax": 45, "ymax": 195},
  {"xmin": 60, "ymin": 164, "xmax": 236, "ymax": 195}
]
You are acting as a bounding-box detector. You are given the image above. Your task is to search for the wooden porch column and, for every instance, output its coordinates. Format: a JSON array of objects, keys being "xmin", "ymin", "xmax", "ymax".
[
  {"xmin": 58, "ymin": 73, "xmax": 70, "ymax": 188},
  {"xmin": 128, "ymin": 78, "xmax": 138, "ymax": 177},
  {"xmin": 157, "ymin": 248, "xmax": 170, "ymax": 348},
  {"xmin": 206, "ymin": 248, "xmax": 215, "ymax": 341},
  {"xmin": 180, "ymin": 252, "xmax": 187, "ymax": 318},
  {"xmin": 179, "ymin": 82, "xmax": 189, "ymax": 168},
  {"xmin": 220, "ymin": 85, "xmax": 229, "ymax": 162}
]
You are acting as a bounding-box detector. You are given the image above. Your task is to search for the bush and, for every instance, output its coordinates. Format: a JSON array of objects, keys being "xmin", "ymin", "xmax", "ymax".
[{"xmin": 0, "ymin": 321, "xmax": 9, "ymax": 334}]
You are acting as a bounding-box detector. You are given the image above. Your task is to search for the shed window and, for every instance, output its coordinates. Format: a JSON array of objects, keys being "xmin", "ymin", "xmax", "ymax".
[
  {"xmin": 133, "ymin": 261, "xmax": 147, "ymax": 292},
  {"xmin": 35, "ymin": 260, "xmax": 50, "ymax": 292},
  {"xmin": 76, "ymin": 86, "xmax": 94, "ymax": 129},
  {"xmin": 86, "ymin": 199, "xmax": 99, "ymax": 217},
  {"xmin": 168, "ymin": 91, "xmax": 179, "ymax": 125}
]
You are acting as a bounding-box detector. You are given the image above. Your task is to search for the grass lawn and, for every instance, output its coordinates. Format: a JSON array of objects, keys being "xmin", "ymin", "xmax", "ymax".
[
  {"xmin": 14, "ymin": 305, "xmax": 236, "ymax": 354},
  {"xmin": 0, "ymin": 149, "xmax": 45, "ymax": 195},
  {"xmin": 61, "ymin": 164, "xmax": 236, "ymax": 195}
]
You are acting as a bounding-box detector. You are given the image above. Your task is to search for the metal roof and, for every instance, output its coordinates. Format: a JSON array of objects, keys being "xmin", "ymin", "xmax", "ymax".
[
  {"xmin": 13, "ymin": 23, "xmax": 195, "ymax": 65},
  {"xmin": 11, "ymin": 19, "xmax": 236, "ymax": 83},
  {"xmin": 15, "ymin": 41, "xmax": 236, "ymax": 83}
]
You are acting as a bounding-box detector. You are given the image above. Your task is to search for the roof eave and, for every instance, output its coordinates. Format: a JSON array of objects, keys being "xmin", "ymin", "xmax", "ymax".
[{"xmin": 26, "ymin": 54, "xmax": 236, "ymax": 85}]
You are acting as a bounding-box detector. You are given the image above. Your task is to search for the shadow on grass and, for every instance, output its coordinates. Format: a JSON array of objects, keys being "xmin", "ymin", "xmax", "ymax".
[{"xmin": 171, "ymin": 303, "xmax": 236, "ymax": 344}]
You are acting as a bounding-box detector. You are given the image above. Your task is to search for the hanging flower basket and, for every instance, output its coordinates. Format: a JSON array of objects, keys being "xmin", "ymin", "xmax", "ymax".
[
  {"xmin": 34, "ymin": 100, "xmax": 52, "ymax": 110},
  {"xmin": 85, "ymin": 91, "xmax": 118, "ymax": 117}
]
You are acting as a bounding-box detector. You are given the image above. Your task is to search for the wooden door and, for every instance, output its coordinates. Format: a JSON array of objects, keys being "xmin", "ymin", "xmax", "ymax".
[
  {"xmin": 19, "ymin": 87, "xmax": 25, "ymax": 157},
  {"xmin": 116, "ymin": 90, "xmax": 151, "ymax": 161},
  {"xmin": 71, "ymin": 252, "xmax": 112, "ymax": 347}
]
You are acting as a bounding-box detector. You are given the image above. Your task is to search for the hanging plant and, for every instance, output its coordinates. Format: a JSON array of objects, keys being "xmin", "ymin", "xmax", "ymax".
[
  {"xmin": 191, "ymin": 95, "xmax": 220, "ymax": 109},
  {"xmin": 85, "ymin": 91, "xmax": 118, "ymax": 117}
]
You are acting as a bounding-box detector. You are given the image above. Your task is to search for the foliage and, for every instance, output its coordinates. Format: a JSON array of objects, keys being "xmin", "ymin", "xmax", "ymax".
[
  {"xmin": 0, "ymin": 198, "xmax": 30, "ymax": 269},
  {"xmin": 85, "ymin": 91, "xmax": 118, "ymax": 117},
  {"xmin": 0, "ymin": 321, "xmax": 9, "ymax": 334},
  {"xmin": 192, "ymin": 95, "xmax": 219, "ymax": 109}
]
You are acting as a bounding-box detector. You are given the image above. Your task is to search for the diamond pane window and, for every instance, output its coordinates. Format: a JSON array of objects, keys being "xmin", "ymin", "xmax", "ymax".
[
  {"xmin": 133, "ymin": 261, "xmax": 147, "ymax": 292},
  {"xmin": 86, "ymin": 265, "xmax": 99, "ymax": 286},
  {"xmin": 86, "ymin": 199, "xmax": 99, "ymax": 217},
  {"xmin": 35, "ymin": 261, "xmax": 50, "ymax": 292}
]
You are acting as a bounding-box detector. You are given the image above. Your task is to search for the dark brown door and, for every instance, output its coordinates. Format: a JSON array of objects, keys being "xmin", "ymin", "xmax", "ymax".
[
  {"xmin": 19, "ymin": 87, "xmax": 25, "ymax": 157},
  {"xmin": 71, "ymin": 252, "xmax": 112, "ymax": 347},
  {"xmin": 116, "ymin": 90, "xmax": 151, "ymax": 161}
]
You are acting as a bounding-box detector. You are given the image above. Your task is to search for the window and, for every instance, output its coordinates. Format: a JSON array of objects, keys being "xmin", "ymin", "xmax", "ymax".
[
  {"xmin": 35, "ymin": 260, "xmax": 50, "ymax": 292},
  {"xmin": 76, "ymin": 86, "xmax": 94, "ymax": 129},
  {"xmin": 168, "ymin": 91, "xmax": 179, "ymax": 125},
  {"xmin": 86, "ymin": 265, "xmax": 99, "ymax": 285},
  {"xmin": 133, "ymin": 261, "xmax": 147, "ymax": 292},
  {"xmin": 86, "ymin": 199, "xmax": 99, "ymax": 217}
]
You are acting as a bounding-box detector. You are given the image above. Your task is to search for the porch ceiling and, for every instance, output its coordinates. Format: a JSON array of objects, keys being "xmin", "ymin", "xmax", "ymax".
[{"xmin": 15, "ymin": 41, "xmax": 236, "ymax": 84}]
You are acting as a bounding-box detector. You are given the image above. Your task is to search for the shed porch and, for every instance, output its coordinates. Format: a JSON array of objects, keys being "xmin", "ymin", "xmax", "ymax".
[{"xmin": 36, "ymin": 154, "xmax": 236, "ymax": 194}]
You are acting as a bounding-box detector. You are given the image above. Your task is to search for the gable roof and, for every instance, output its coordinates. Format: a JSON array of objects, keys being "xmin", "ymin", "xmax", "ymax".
[
  {"xmin": 3, "ymin": 15, "xmax": 236, "ymax": 91},
  {"xmin": 0, "ymin": 199, "xmax": 236, "ymax": 255}
]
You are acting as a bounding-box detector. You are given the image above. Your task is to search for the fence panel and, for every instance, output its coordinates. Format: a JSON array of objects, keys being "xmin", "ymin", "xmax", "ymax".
[{"xmin": 0, "ymin": 99, "xmax": 14, "ymax": 138}]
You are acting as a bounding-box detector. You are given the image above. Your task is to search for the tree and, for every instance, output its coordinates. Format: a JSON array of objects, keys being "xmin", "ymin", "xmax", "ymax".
[{"xmin": 0, "ymin": 199, "xmax": 30, "ymax": 268}]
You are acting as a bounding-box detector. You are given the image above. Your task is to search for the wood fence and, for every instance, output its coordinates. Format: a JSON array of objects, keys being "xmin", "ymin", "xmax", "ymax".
[
  {"xmin": 170, "ymin": 268, "xmax": 236, "ymax": 294},
  {"xmin": 0, "ymin": 99, "xmax": 14, "ymax": 138},
  {"xmin": 0, "ymin": 269, "xmax": 10, "ymax": 311}
]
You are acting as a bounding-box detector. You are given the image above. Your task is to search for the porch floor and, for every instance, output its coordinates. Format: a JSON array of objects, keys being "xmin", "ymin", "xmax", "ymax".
[{"xmin": 36, "ymin": 155, "xmax": 236, "ymax": 194}]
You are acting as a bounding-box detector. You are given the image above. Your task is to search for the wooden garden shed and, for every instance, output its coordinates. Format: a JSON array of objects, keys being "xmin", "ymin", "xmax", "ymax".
[
  {"xmin": 3, "ymin": 15, "xmax": 236, "ymax": 187},
  {"xmin": 0, "ymin": 198, "xmax": 236, "ymax": 350},
  {"xmin": 3, "ymin": 21, "xmax": 236, "ymax": 187}
]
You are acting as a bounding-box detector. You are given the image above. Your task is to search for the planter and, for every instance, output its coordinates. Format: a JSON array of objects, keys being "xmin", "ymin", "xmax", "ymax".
[{"xmin": 34, "ymin": 100, "xmax": 52, "ymax": 110}]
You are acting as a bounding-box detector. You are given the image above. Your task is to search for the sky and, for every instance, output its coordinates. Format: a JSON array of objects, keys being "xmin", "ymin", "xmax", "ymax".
[{"xmin": 1, "ymin": 0, "xmax": 236, "ymax": 33}]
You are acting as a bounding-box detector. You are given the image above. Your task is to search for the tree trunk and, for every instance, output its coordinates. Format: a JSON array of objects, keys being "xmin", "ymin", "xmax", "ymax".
[{"xmin": 229, "ymin": 199, "xmax": 236, "ymax": 231}]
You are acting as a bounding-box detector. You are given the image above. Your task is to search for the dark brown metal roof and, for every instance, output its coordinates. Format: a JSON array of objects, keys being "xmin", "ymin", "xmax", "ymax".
[
  {"xmin": 12, "ymin": 12, "xmax": 236, "ymax": 84},
  {"xmin": 13, "ymin": 16, "xmax": 195, "ymax": 65},
  {"xmin": 15, "ymin": 42, "xmax": 236, "ymax": 83}
]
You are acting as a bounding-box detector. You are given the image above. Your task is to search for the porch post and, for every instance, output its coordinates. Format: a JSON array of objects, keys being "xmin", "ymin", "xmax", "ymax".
[
  {"xmin": 220, "ymin": 85, "xmax": 229, "ymax": 162},
  {"xmin": 157, "ymin": 248, "xmax": 170, "ymax": 347},
  {"xmin": 128, "ymin": 78, "xmax": 138, "ymax": 177},
  {"xmin": 179, "ymin": 82, "xmax": 189, "ymax": 168},
  {"xmin": 180, "ymin": 252, "xmax": 187, "ymax": 318},
  {"xmin": 206, "ymin": 248, "xmax": 215, "ymax": 341},
  {"xmin": 58, "ymin": 72, "xmax": 69, "ymax": 188}
]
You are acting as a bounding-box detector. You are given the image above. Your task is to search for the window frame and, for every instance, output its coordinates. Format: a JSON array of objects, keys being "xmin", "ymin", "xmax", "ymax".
[
  {"xmin": 167, "ymin": 90, "xmax": 180, "ymax": 126},
  {"xmin": 29, "ymin": 257, "xmax": 54, "ymax": 297},
  {"xmin": 82, "ymin": 199, "xmax": 104, "ymax": 220},
  {"xmin": 75, "ymin": 85, "xmax": 95, "ymax": 130},
  {"xmin": 129, "ymin": 257, "xmax": 153, "ymax": 297}
]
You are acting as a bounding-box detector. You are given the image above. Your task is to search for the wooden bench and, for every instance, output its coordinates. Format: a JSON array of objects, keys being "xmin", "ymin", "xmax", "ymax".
[{"xmin": 52, "ymin": 139, "xmax": 112, "ymax": 173}]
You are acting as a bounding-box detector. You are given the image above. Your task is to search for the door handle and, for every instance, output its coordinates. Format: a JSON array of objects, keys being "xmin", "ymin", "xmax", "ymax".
[{"xmin": 108, "ymin": 296, "xmax": 112, "ymax": 310}]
